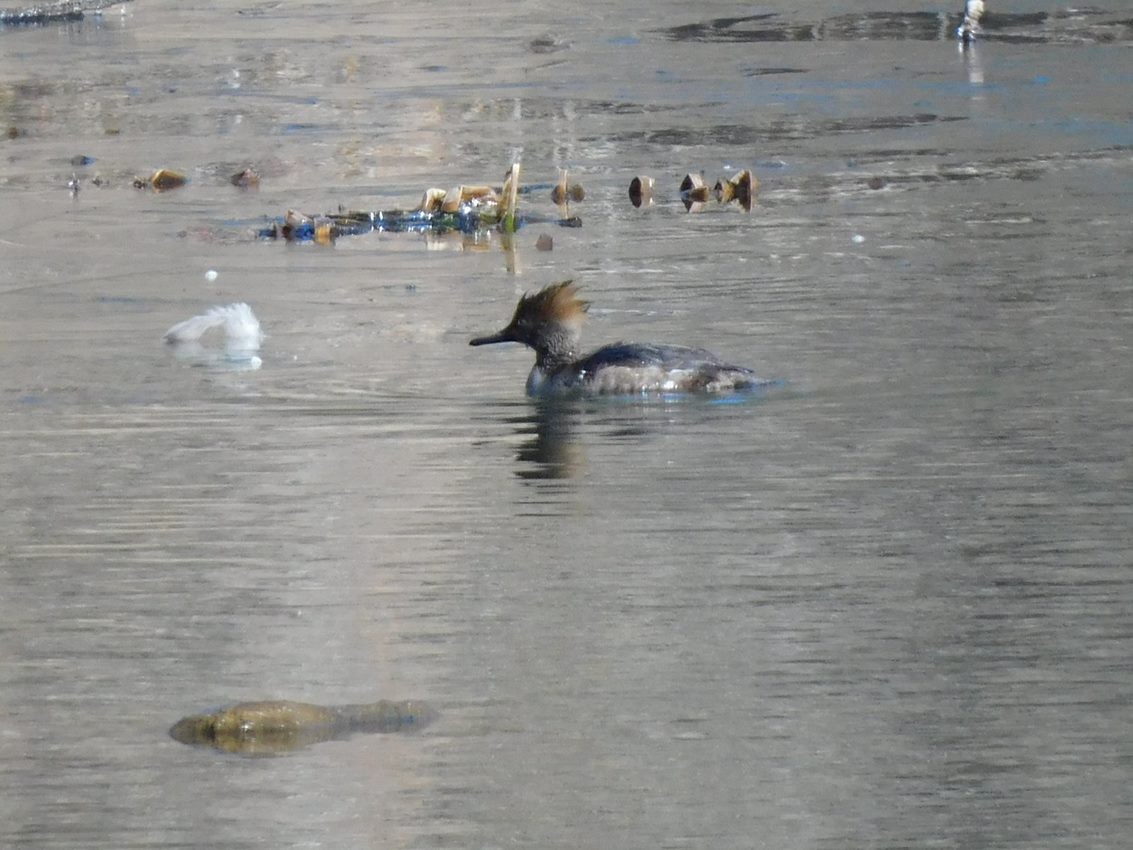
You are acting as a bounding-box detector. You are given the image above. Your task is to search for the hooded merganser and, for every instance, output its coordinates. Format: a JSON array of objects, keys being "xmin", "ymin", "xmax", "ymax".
[{"xmin": 469, "ymin": 280, "xmax": 771, "ymax": 397}]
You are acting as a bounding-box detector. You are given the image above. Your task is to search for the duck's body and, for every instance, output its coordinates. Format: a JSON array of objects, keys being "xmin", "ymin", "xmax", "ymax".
[
  {"xmin": 525, "ymin": 341, "xmax": 764, "ymax": 396},
  {"xmin": 470, "ymin": 281, "xmax": 770, "ymax": 398}
]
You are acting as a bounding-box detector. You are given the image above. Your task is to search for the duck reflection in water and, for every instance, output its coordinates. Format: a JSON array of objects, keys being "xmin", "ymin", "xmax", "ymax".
[
  {"xmin": 513, "ymin": 402, "xmax": 584, "ymax": 480},
  {"xmin": 510, "ymin": 396, "xmax": 771, "ymax": 481}
]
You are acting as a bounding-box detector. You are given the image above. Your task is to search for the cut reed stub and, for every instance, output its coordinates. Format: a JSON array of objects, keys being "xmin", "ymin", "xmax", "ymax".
[
  {"xmin": 713, "ymin": 168, "xmax": 756, "ymax": 211},
  {"xmin": 551, "ymin": 171, "xmax": 586, "ymax": 204},
  {"xmin": 679, "ymin": 172, "xmax": 710, "ymax": 202},
  {"xmin": 628, "ymin": 175, "xmax": 654, "ymax": 208},
  {"xmin": 500, "ymin": 163, "xmax": 521, "ymax": 232},
  {"xmin": 679, "ymin": 172, "xmax": 710, "ymax": 212}
]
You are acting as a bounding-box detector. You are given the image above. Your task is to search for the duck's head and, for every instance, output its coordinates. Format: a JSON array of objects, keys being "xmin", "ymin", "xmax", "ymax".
[{"xmin": 470, "ymin": 280, "xmax": 590, "ymax": 352}]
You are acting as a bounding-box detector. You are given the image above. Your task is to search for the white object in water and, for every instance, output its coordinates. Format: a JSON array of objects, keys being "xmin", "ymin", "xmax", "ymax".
[
  {"xmin": 205, "ymin": 269, "xmax": 219, "ymax": 282},
  {"xmin": 164, "ymin": 302, "xmax": 264, "ymax": 367},
  {"xmin": 957, "ymin": 0, "xmax": 986, "ymax": 42},
  {"xmin": 164, "ymin": 302, "xmax": 263, "ymax": 346}
]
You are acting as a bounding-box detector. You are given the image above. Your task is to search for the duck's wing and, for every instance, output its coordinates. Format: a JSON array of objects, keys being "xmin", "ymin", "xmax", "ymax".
[{"xmin": 577, "ymin": 342, "xmax": 753, "ymax": 373}]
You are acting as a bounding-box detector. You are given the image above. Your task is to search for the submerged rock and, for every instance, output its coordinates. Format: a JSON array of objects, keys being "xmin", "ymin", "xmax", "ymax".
[{"xmin": 169, "ymin": 699, "xmax": 436, "ymax": 756}]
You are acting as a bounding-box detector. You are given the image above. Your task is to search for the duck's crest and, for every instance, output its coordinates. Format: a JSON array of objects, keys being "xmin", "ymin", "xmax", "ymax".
[{"xmin": 517, "ymin": 280, "xmax": 590, "ymax": 326}]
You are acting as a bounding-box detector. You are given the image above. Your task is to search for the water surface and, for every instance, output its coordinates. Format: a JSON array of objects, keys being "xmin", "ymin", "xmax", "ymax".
[{"xmin": 1, "ymin": 1, "xmax": 1131, "ymax": 848}]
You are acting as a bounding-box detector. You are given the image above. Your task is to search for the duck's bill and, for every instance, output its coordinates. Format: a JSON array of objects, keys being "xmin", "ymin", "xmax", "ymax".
[{"xmin": 469, "ymin": 328, "xmax": 516, "ymax": 346}]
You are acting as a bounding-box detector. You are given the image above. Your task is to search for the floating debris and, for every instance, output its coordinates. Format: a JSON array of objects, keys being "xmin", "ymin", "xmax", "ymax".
[
  {"xmin": 628, "ymin": 175, "xmax": 654, "ymax": 208},
  {"xmin": 258, "ymin": 163, "xmax": 586, "ymax": 243},
  {"xmin": 272, "ymin": 208, "xmax": 351, "ymax": 243},
  {"xmin": 536, "ymin": 233, "xmax": 554, "ymax": 251},
  {"xmin": 229, "ymin": 167, "xmax": 260, "ymax": 189},
  {"xmin": 134, "ymin": 168, "xmax": 187, "ymax": 192},
  {"xmin": 417, "ymin": 184, "xmax": 498, "ymax": 214},
  {"xmin": 67, "ymin": 173, "xmax": 80, "ymax": 198},
  {"xmin": 169, "ymin": 699, "xmax": 436, "ymax": 756},
  {"xmin": 70, "ymin": 154, "xmax": 95, "ymax": 167},
  {"xmin": 449, "ymin": 184, "xmax": 498, "ymax": 211}
]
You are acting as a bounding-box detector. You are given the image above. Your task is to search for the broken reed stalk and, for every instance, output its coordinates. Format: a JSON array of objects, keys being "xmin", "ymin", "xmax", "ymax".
[{"xmin": 500, "ymin": 162, "xmax": 521, "ymax": 233}]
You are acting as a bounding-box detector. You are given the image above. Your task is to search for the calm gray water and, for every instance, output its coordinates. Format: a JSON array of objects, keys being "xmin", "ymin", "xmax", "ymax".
[{"xmin": 2, "ymin": 1, "xmax": 1131, "ymax": 847}]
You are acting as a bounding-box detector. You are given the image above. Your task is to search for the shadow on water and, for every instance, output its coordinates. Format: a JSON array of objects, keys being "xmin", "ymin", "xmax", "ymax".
[{"xmin": 659, "ymin": 9, "xmax": 1133, "ymax": 45}]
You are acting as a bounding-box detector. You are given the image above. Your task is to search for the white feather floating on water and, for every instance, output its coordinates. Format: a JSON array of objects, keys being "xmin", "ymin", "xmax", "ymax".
[
  {"xmin": 164, "ymin": 302, "xmax": 263, "ymax": 347},
  {"xmin": 164, "ymin": 302, "xmax": 264, "ymax": 369}
]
